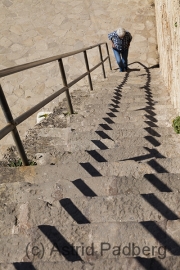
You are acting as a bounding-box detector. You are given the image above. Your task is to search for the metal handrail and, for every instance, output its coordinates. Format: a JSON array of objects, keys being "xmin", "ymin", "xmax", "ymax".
[{"xmin": 0, "ymin": 42, "xmax": 112, "ymax": 165}]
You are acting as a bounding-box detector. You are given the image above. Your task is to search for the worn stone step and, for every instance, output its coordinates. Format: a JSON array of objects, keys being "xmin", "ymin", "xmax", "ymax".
[
  {"xmin": 1, "ymin": 192, "xmax": 180, "ymax": 237},
  {"xmin": 69, "ymin": 112, "xmax": 174, "ymax": 131},
  {"xmin": 84, "ymin": 102, "xmax": 173, "ymax": 111},
  {"xmin": 70, "ymin": 119, "xmax": 174, "ymax": 132},
  {"xmin": 68, "ymin": 127, "xmax": 176, "ymax": 141},
  {"xmin": 94, "ymin": 76, "xmax": 164, "ymax": 90},
  {"xmin": 2, "ymin": 172, "xmax": 180, "ymax": 201},
  {"xmin": 92, "ymin": 87, "xmax": 169, "ymax": 99},
  {"xmin": 81, "ymin": 102, "xmax": 174, "ymax": 112},
  {"xmin": 17, "ymin": 127, "xmax": 178, "ymax": 159},
  {"xmin": 71, "ymin": 108, "xmax": 175, "ymax": 124},
  {"xmin": 73, "ymin": 112, "xmax": 173, "ymax": 123},
  {"xmin": 15, "ymin": 134, "xmax": 178, "ymax": 159},
  {"xmin": 69, "ymin": 117, "xmax": 173, "ymax": 130},
  {"xmin": 83, "ymin": 96, "xmax": 172, "ymax": 106},
  {"xmin": 0, "ymin": 220, "xmax": 179, "ymax": 262},
  {"xmin": 2, "ymin": 158, "xmax": 180, "ymax": 184},
  {"xmin": 1, "ymin": 256, "xmax": 180, "ymax": 270},
  {"xmin": 57, "ymin": 145, "xmax": 180, "ymax": 165},
  {"xmin": 86, "ymin": 79, "xmax": 169, "ymax": 92},
  {"xmin": 90, "ymin": 91, "xmax": 171, "ymax": 103},
  {"xmin": 22, "ymin": 134, "xmax": 179, "ymax": 157},
  {"xmin": 94, "ymin": 86, "xmax": 169, "ymax": 94},
  {"xmin": 1, "ymin": 170, "xmax": 180, "ymax": 202},
  {"xmin": 91, "ymin": 83, "xmax": 170, "ymax": 94},
  {"xmin": 79, "ymin": 102, "xmax": 175, "ymax": 115},
  {"xmin": 66, "ymin": 135, "xmax": 178, "ymax": 152}
]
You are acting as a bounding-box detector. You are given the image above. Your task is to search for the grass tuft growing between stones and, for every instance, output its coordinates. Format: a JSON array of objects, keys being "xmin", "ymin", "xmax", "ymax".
[
  {"xmin": 172, "ymin": 116, "xmax": 180, "ymax": 134},
  {"xmin": 8, "ymin": 158, "xmax": 37, "ymax": 167}
]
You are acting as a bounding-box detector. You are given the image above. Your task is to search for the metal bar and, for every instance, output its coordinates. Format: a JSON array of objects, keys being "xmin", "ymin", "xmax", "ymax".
[
  {"xmin": 105, "ymin": 43, "xmax": 112, "ymax": 70},
  {"xmin": 0, "ymin": 85, "xmax": 29, "ymax": 166},
  {"xmin": 98, "ymin": 45, "xmax": 106, "ymax": 78},
  {"xmin": 0, "ymin": 124, "xmax": 14, "ymax": 140},
  {"xmin": 0, "ymin": 43, "xmax": 107, "ymax": 78},
  {"xmin": 58, "ymin": 59, "xmax": 74, "ymax": 114},
  {"xmin": 0, "ymin": 59, "xmax": 106, "ymax": 139},
  {"xmin": 83, "ymin": 51, "xmax": 93, "ymax": 91},
  {"xmin": 12, "ymin": 62, "xmax": 104, "ymax": 127},
  {"xmin": 0, "ymin": 42, "xmax": 111, "ymax": 167}
]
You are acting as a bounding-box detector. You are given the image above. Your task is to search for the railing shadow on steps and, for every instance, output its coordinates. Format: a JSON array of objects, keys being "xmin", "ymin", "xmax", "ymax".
[
  {"xmin": 0, "ymin": 42, "xmax": 112, "ymax": 166},
  {"xmin": 120, "ymin": 62, "xmax": 172, "ymax": 186}
]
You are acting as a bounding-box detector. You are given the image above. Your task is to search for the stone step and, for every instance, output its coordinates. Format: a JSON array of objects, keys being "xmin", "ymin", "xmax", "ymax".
[
  {"xmin": 57, "ymin": 145, "xmax": 180, "ymax": 165},
  {"xmin": 66, "ymin": 135, "xmax": 178, "ymax": 152},
  {"xmin": 84, "ymin": 102, "xmax": 173, "ymax": 110},
  {"xmin": 88, "ymin": 78, "xmax": 167, "ymax": 89},
  {"xmin": 82, "ymin": 102, "xmax": 174, "ymax": 111},
  {"xmin": 1, "ymin": 172, "xmax": 180, "ymax": 199},
  {"xmin": 69, "ymin": 121, "xmax": 171, "ymax": 132},
  {"xmin": 76, "ymin": 111, "xmax": 173, "ymax": 122},
  {"xmin": 17, "ymin": 126, "xmax": 177, "ymax": 158},
  {"xmin": 1, "ymin": 256, "xmax": 180, "ymax": 270},
  {"xmin": 90, "ymin": 91, "xmax": 170, "ymax": 102},
  {"xmin": 2, "ymin": 158, "xmax": 180, "ymax": 184},
  {"xmin": 93, "ymin": 86, "xmax": 169, "ymax": 97},
  {"xmin": 93, "ymin": 87, "xmax": 169, "ymax": 98},
  {"xmin": 32, "ymin": 132, "xmax": 178, "ymax": 153},
  {"xmin": 69, "ymin": 118, "xmax": 173, "ymax": 131},
  {"xmin": 21, "ymin": 133, "xmax": 178, "ymax": 158},
  {"xmin": 0, "ymin": 220, "xmax": 179, "ymax": 262},
  {"xmin": 71, "ymin": 108, "xmax": 175, "ymax": 124},
  {"xmin": 68, "ymin": 127, "xmax": 176, "ymax": 141},
  {"xmin": 0, "ymin": 168, "xmax": 180, "ymax": 198},
  {"xmin": 1, "ymin": 192, "xmax": 180, "ymax": 237},
  {"xmin": 29, "ymin": 142, "xmax": 180, "ymax": 166},
  {"xmin": 95, "ymin": 76, "xmax": 164, "ymax": 88},
  {"xmin": 8, "ymin": 135, "xmax": 176, "ymax": 163},
  {"xmin": 83, "ymin": 96, "xmax": 172, "ymax": 106},
  {"xmin": 80, "ymin": 102, "xmax": 175, "ymax": 115}
]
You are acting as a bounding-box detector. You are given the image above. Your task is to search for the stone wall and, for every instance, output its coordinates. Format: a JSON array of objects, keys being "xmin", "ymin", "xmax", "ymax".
[
  {"xmin": 154, "ymin": 0, "xmax": 180, "ymax": 112},
  {"xmin": 0, "ymin": 0, "xmax": 158, "ymax": 156}
]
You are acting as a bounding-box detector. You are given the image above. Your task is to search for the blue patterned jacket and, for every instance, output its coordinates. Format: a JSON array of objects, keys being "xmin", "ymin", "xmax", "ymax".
[{"xmin": 108, "ymin": 30, "xmax": 132, "ymax": 51}]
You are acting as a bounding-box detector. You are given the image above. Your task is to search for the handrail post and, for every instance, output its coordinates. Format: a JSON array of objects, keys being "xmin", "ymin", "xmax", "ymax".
[
  {"xmin": 105, "ymin": 43, "xmax": 112, "ymax": 70},
  {"xmin": 83, "ymin": 50, "xmax": 93, "ymax": 91},
  {"xmin": 0, "ymin": 85, "xmax": 29, "ymax": 166},
  {"xmin": 98, "ymin": 44, "xmax": 106, "ymax": 78},
  {"xmin": 58, "ymin": 58, "xmax": 74, "ymax": 114}
]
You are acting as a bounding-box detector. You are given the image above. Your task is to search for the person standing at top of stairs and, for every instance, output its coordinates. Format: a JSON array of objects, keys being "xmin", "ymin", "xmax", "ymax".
[{"xmin": 108, "ymin": 27, "xmax": 132, "ymax": 72}]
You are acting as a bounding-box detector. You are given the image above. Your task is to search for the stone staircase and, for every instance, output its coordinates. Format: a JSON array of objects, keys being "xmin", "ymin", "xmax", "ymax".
[{"xmin": 1, "ymin": 62, "xmax": 180, "ymax": 269}]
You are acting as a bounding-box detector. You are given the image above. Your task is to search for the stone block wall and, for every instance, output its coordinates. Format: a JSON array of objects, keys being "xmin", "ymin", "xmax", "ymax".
[
  {"xmin": 154, "ymin": 0, "xmax": 180, "ymax": 113},
  {"xmin": 0, "ymin": 0, "xmax": 158, "ymax": 157}
]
